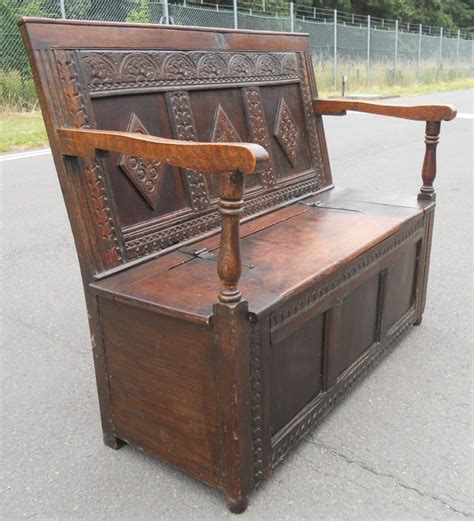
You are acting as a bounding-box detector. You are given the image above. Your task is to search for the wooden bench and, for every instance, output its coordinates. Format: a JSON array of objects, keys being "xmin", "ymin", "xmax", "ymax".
[{"xmin": 20, "ymin": 18, "xmax": 456, "ymax": 513}]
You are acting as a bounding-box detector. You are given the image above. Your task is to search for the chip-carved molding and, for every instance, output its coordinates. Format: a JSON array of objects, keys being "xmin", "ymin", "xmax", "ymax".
[
  {"xmin": 269, "ymin": 216, "xmax": 425, "ymax": 330},
  {"xmin": 242, "ymin": 87, "xmax": 276, "ymax": 188},
  {"xmin": 250, "ymin": 323, "xmax": 265, "ymax": 485},
  {"xmin": 118, "ymin": 113, "xmax": 163, "ymax": 210},
  {"xmin": 166, "ymin": 91, "xmax": 211, "ymax": 212},
  {"xmin": 55, "ymin": 50, "xmax": 124, "ymax": 268},
  {"xmin": 298, "ymin": 53, "xmax": 324, "ymax": 186},
  {"xmin": 271, "ymin": 310, "xmax": 415, "ymax": 466},
  {"xmin": 81, "ymin": 51, "xmax": 299, "ymax": 93}
]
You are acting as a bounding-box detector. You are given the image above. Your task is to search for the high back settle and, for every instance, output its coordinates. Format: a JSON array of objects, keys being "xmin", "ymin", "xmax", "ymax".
[
  {"xmin": 20, "ymin": 18, "xmax": 331, "ymax": 279},
  {"xmin": 20, "ymin": 18, "xmax": 456, "ymax": 514}
]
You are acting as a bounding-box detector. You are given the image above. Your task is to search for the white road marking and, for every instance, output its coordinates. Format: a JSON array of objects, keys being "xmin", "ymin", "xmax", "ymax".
[
  {"xmin": 347, "ymin": 110, "xmax": 473, "ymax": 119},
  {"xmin": 0, "ymin": 148, "xmax": 51, "ymax": 162}
]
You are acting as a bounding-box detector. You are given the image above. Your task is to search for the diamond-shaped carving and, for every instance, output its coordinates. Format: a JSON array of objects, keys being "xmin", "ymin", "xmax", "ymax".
[
  {"xmin": 210, "ymin": 105, "xmax": 242, "ymax": 143},
  {"xmin": 274, "ymin": 97, "xmax": 299, "ymax": 167},
  {"xmin": 118, "ymin": 113, "xmax": 163, "ymax": 210}
]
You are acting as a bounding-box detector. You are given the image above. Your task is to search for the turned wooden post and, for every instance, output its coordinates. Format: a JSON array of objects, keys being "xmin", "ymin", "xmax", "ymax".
[
  {"xmin": 215, "ymin": 170, "xmax": 252, "ymax": 512},
  {"xmin": 418, "ymin": 120, "xmax": 441, "ymax": 201},
  {"xmin": 217, "ymin": 170, "xmax": 245, "ymax": 303}
]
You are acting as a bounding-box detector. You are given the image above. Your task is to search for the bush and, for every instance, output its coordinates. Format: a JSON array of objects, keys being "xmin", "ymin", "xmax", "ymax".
[{"xmin": 0, "ymin": 70, "xmax": 38, "ymax": 111}]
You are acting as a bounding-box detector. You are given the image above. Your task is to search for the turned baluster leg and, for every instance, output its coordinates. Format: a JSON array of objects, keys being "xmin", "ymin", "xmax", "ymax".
[
  {"xmin": 418, "ymin": 120, "xmax": 441, "ymax": 201},
  {"xmin": 217, "ymin": 171, "xmax": 245, "ymax": 303}
]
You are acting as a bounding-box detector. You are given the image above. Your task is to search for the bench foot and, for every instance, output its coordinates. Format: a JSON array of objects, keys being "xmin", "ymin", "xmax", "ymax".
[
  {"xmin": 414, "ymin": 316, "xmax": 423, "ymax": 326},
  {"xmin": 226, "ymin": 497, "xmax": 248, "ymax": 514},
  {"xmin": 103, "ymin": 433, "xmax": 126, "ymax": 450}
]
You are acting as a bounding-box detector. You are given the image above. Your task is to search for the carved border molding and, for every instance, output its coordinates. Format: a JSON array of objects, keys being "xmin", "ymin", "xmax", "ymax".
[
  {"xmin": 271, "ymin": 310, "xmax": 415, "ymax": 466},
  {"xmin": 298, "ymin": 54, "xmax": 324, "ymax": 186},
  {"xmin": 55, "ymin": 50, "xmax": 124, "ymax": 268},
  {"xmin": 166, "ymin": 91, "xmax": 211, "ymax": 212},
  {"xmin": 80, "ymin": 51, "xmax": 299, "ymax": 93},
  {"xmin": 124, "ymin": 176, "xmax": 319, "ymax": 259},
  {"xmin": 242, "ymin": 87, "xmax": 276, "ymax": 189},
  {"xmin": 250, "ymin": 324, "xmax": 265, "ymax": 485},
  {"xmin": 269, "ymin": 216, "xmax": 425, "ymax": 330}
]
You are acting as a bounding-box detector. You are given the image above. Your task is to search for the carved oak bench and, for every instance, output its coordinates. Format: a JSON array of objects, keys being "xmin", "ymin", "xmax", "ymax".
[{"xmin": 20, "ymin": 18, "xmax": 456, "ymax": 513}]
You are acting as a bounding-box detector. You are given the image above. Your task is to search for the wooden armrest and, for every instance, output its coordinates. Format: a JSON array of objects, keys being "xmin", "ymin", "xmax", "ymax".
[
  {"xmin": 57, "ymin": 128, "xmax": 269, "ymax": 175},
  {"xmin": 58, "ymin": 127, "xmax": 268, "ymax": 305},
  {"xmin": 313, "ymin": 99, "xmax": 457, "ymax": 122},
  {"xmin": 314, "ymin": 99, "xmax": 457, "ymax": 205}
]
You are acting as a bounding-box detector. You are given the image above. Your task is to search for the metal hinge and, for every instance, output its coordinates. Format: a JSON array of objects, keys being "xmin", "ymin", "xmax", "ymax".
[
  {"xmin": 178, "ymin": 246, "xmax": 255, "ymax": 269},
  {"xmin": 298, "ymin": 200, "xmax": 362, "ymax": 213}
]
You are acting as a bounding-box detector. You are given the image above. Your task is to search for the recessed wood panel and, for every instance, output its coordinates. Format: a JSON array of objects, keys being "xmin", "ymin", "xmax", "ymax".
[
  {"xmin": 338, "ymin": 274, "xmax": 380, "ymax": 375},
  {"xmin": 260, "ymin": 83, "xmax": 313, "ymax": 180},
  {"xmin": 190, "ymin": 87, "xmax": 259, "ymax": 196},
  {"xmin": 384, "ymin": 241, "xmax": 419, "ymax": 330},
  {"xmin": 270, "ymin": 314, "xmax": 324, "ymax": 435},
  {"xmin": 99, "ymin": 298, "xmax": 220, "ymax": 486},
  {"xmin": 93, "ymin": 92, "xmax": 189, "ymax": 227}
]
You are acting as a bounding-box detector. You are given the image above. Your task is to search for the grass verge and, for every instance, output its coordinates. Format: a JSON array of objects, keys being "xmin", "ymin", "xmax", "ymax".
[
  {"xmin": 0, "ymin": 111, "xmax": 48, "ymax": 153},
  {"xmin": 0, "ymin": 76, "xmax": 472, "ymax": 153},
  {"xmin": 319, "ymin": 77, "xmax": 474, "ymax": 98}
]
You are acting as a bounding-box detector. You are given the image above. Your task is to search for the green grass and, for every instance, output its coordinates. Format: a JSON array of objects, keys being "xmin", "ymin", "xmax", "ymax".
[
  {"xmin": 0, "ymin": 73, "xmax": 472, "ymax": 153},
  {"xmin": 0, "ymin": 111, "xmax": 48, "ymax": 153}
]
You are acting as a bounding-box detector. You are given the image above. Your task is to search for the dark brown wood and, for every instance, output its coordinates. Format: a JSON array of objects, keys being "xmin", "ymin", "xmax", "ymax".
[
  {"xmin": 213, "ymin": 300, "xmax": 253, "ymax": 512},
  {"xmin": 415, "ymin": 207, "xmax": 436, "ymax": 325},
  {"xmin": 313, "ymin": 99, "xmax": 456, "ymax": 121},
  {"xmin": 20, "ymin": 18, "xmax": 456, "ymax": 514}
]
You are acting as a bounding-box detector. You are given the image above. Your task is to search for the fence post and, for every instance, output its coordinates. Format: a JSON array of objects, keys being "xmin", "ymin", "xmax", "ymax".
[
  {"xmin": 60, "ymin": 0, "xmax": 66, "ymax": 19},
  {"xmin": 333, "ymin": 9, "xmax": 337, "ymax": 90},
  {"xmin": 233, "ymin": 0, "xmax": 238, "ymax": 29},
  {"xmin": 163, "ymin": 0, "xmax": 169, "ymax": 24},
  {"xmin": 417, "ymin": 23, "xmax": 422, "ymax": 81},
  {"xmin": 456, "ymin": 29, "xmax": 460, "ymax": 78},
  {"xmin": 367, "ymin": 15, "xmax": 371, "ymax": 86},
  {"xmin": 394, "ymin": 19, "xmax": 399, "ymax": 83},
  {"xmin": 438, "ymin": 27, "xmax": 443, "ymax": 80},
  {"xmin": 262, "ymin": 0, "xmax": 265, "ymax": 12},
  {"xmin": 290, "ymin": 2, "xmax": 294, "ymax": 32}
]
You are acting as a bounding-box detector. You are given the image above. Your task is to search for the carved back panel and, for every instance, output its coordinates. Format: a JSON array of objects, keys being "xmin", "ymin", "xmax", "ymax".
[{"xmin": 21, "ymin": 19, "xmax": 332, "ymax": 276}]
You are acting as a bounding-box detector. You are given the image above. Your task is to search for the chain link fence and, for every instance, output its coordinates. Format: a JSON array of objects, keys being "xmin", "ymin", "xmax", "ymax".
[{"xmin": 1, "ymin": 0, "xmax": 473, "ymax": 110}]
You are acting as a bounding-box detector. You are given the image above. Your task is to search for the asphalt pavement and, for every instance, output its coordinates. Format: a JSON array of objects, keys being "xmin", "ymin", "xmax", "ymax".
[{"xmin": 1, "ymin": 89, "xmax": 473, "ymax": 520}]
